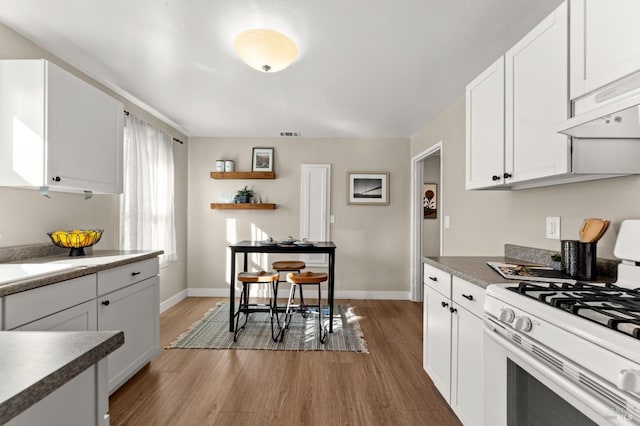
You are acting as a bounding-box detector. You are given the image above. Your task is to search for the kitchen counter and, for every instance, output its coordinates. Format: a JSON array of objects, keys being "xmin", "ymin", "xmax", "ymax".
[
  {"xmin": 0, "ymin": 330, "xmax": 124, "ymax": 424},
  {"xmin": 0, "ymin": 250, "xmax": 163, "ymax": 297},
  {"xmin": 423, "ymin": 256, "xmax": 536, "ymax": 289}
]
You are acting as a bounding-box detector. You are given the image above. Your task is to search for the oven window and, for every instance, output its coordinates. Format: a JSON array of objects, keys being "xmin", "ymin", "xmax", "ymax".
[{"xmin": 507, "ymin": 359, "xmax": 597, "ymax": 426}]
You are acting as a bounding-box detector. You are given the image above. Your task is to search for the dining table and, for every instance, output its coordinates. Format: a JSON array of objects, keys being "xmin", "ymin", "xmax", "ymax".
[{"xmin": 227, "ymin": 240, "xmax": 337, "ymax": 333}]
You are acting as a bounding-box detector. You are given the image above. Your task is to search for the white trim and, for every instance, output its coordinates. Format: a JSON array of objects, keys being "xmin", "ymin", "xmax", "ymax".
[
  {"xmin": 183, "ymin": 288, "xmax": 411, "ymax": 300},
  {"xmin": 159, "ymin": 289, "xmax": 188, "ymax": 313},
  {"xmin": 410, "ymin": 142, "xmax": 443, "ymax": 302},
  {"xmin": 300, "ymin": 163, "xmax": 332, "ymax": 267}
]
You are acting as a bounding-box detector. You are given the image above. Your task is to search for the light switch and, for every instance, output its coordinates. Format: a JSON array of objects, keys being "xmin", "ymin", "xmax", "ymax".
[
  {"xmin": 330, "ymin": 215, "xmax": 335, "ymax": 224},
  {"xmin": 444, "ymin": 216, "xmax": 450, "ymax": 229}
]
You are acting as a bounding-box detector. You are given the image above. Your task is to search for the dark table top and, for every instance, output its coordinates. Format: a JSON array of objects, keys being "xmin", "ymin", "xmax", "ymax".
[{"xmin": 229, "ymin": 240, "xmax": 336, "ymax": 252}]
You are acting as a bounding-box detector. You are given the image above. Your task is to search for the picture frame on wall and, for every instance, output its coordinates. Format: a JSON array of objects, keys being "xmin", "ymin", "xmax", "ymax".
[
  {"xmin": 347, "ymin": 172, "xmax": 390, "ymax": 205},
  {"xmin": 423, "ymin": 183, "xmax": 437, "ymax": 219},
  {"xmin": 252, "ymin": 147, "xmax": 274, "ymax": 172}
]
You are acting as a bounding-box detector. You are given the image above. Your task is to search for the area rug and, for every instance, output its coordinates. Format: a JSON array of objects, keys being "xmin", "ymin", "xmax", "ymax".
[{"xmin": 166, "ymin": 303, "xmax": 368, "ymax": 352}]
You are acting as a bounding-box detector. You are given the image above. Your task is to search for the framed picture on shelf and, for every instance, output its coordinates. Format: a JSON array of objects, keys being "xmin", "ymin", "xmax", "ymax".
[
  {"xmin": 347, "ymin": 172, "xmax": 390, "ymax": 205},
  {"xmin": 423, "ymin": 183, "xmax": 437, "ymax": 219},
  {"xmin": 252, "ymin": 147, "xmax": 274, "ymax": 172}
]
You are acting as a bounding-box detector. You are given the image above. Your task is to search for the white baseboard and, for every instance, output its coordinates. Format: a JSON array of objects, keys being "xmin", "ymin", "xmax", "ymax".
[
  {"xmin": 183, "ymin": 288, "xmax": 410, "ymax": 300},
  {"xmin": 159, "ymin": 289, "xmax": 188, "ymax": 313}
]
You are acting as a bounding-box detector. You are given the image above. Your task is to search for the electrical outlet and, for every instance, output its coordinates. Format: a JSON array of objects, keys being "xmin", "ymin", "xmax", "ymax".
[{"xmin": 546, "ymin": 217, "xmax": 561, "ymax": 239}]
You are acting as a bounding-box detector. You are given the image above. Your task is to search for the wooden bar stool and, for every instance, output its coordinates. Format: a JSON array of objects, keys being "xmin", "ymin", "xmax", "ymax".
[
  {"xmin": 272, "ymin": 260, "xmax": 306, "ymax": 306},
  {"xmin": 282, "ymin": 271, "xmax": 328, "ymax": 344},
  {"xmin": 234, "ymin": 271, "xmax": 280, "ymax": 342}
]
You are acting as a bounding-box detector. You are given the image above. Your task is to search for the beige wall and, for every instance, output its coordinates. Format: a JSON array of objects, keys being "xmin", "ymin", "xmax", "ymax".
[
  {"xmin": 0, "ymin": 23, "xmax": 188, "ymax": 303},
  {"xmin": 411, "ymin": 94, "xmax": 640, "ymax": 259},
  {"xmin": 188, "ymin": 137, "xmax": 411, "ymax": 297}
]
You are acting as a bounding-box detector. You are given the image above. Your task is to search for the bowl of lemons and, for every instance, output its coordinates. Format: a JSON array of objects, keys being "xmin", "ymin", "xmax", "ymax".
[{"xmin": 47, "ymin": 229, "xmax": 103, "ymax": 256}]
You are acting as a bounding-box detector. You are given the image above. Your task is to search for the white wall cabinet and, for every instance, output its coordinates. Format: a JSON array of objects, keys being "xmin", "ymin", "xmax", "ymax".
[
  {"xmin": 97, "ymin": 258, "xmax": 160, "ymax": 394},
  {"xmin": 0, "ymin": 59, "xmax": 123, "ymax": 194},
  {"xmin": 423, "ymin": 264, "xmax": 484, "ymax": 426},
  {"xmin": 570, "ymin": 0, "xmax": 640, "ymax": 101}
]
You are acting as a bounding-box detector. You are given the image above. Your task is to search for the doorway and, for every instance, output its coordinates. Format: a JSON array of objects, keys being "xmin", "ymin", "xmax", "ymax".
[{"xmin": 410, "ymin": 142, "xmax": 443, "ymax": 302}]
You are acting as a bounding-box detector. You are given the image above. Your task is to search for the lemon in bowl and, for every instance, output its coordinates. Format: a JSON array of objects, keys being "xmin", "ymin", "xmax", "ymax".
[{"xmin": 47, "ymin": 229, "xmax": 103, "ymax": 256}]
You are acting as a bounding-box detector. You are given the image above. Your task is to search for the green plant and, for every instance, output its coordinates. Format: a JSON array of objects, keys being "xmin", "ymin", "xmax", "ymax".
[
  {"xmin": 551, "ymin": 253, "xmax": 561, "ymax": 262},
  {"xmin": 236, "ymin": 186, "xmax": 253, "ymax": 197}
]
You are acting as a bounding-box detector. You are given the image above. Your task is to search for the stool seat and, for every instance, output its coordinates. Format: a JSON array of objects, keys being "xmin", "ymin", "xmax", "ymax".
[
  {"xmin": 237, "ymin": 271, "xmax": 279, "ymax": 283},
  {"xmin": 272, "ymin": 260, "xmax": 306, "ymax": 271},
  {"xmin": 287, "ymin": 271, "xmax": 327, "ymax": 284}
]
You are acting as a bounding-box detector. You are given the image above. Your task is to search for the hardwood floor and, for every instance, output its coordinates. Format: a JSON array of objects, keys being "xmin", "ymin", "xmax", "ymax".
[{"xmin": 109, "ymin": 297, "xmax": 461, "ymax": 425}]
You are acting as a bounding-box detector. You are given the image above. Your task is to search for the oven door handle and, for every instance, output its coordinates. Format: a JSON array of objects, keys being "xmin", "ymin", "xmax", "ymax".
[{"xmin": 483, "ymin": 319, "xmax": 633, "ymax": 425}]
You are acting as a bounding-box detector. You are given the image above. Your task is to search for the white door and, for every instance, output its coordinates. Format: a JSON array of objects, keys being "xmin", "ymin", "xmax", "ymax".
[
  {"xmin": 466, "ymin": 56, "xmax": 505, "ymax": 189},
  {"xmin": 570, "ymin": 0, "xmax": 640, "ymax": 100},
  {"xmin": 424, "ymin": 284, "xmax": 452, "ymax": 403},
  {"xmin": 300, "ymin": 164, "xmax": 331, "ymax": 266},
  {"xmin": 505, "ymin": 1, "xmax": 569, "ymax": 183}
]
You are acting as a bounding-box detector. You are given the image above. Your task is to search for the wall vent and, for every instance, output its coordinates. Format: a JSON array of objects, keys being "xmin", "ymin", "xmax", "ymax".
[{"xmin": 280, "ymin": 131, "xmax": 301, "ymax": 137}]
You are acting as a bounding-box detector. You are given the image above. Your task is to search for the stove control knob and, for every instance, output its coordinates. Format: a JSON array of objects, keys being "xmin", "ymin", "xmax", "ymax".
[
  {"xmin": 618, "ymin": 369, "xmax": 640, "ymax": 393},
  {"xmin": 499, "ymin": 308, "xmax": 515, "ymax": 324},
  {"xmin": 514, "ymin": 316, "xmax": 533, "ymax": 332}
]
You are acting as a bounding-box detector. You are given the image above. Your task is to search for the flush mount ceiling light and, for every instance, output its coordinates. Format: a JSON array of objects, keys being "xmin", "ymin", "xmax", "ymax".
[{"xmin": 234, "ymin": 29, "xmax": 298, "ymax": 73}]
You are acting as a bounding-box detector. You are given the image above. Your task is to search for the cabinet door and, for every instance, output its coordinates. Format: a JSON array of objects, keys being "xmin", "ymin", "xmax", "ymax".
[
  {"xmin": 466, "ymin": 57, "xmax": 505, "ymax": 189},
  {"xmin": 423, "ymin": 284, "xmax": 452, "ymax": 403},
  {"xmin": 570, "ymin": 0, "xmax": 640, "ymax": 100},
  {"xmin": 46, "ymin": 62, "xmax": 124, "ymax": 193},
  {"xmin": 505, "ymin": 1, "xmax": 569, "ymax": 183},
  {"xmin": 98, "ymin": 276, "xmax": 159, "ymax": 393},
  {"xmin": 13, "ymin": 300, "xmax": 97, "ymax": 332},
  {"xmin": 451, "ymin": 305, "xmax": 484, "ymax": 426}
]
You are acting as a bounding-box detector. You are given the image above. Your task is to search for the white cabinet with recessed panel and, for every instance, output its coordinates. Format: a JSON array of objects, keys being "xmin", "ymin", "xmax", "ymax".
[{"xmin": 0, "ymin": 59, "xmax": 123, "ymax": 194}]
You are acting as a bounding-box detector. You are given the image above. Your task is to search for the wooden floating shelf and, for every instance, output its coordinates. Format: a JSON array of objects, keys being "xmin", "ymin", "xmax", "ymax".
[
  {"xmin": 210, "ymin": 203, "xmax": 276, "ymax": 210},
  {"xmin": 210, "ymin": 171, "xmax": 276, "ymax": 180}
]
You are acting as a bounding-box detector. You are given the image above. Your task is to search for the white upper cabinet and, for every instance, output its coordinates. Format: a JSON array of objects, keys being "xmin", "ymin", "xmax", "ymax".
[
  {"xmin": 466, "ymin": 57, "xmax": 506, "ymax": 189},
  {"xmin": 505, "ymin": 1, "xmax": 569, "ymax": 183},
  {"xmin": 570, "ymin": 0, "xmax": 640, "ymax": 101},
  {"xmin": 0, "ymin": 59, "xmax": 123, "ymax": 194}
]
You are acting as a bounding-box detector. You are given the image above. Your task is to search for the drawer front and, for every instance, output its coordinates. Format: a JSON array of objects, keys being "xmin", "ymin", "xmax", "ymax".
[
  {"xmin": 5, "ymin": 274, "xmax": 97, "ymax": 330},
  {"xmin": 97, "ymin": 258, "xmax": 159, "ymax": 296},
  {"xmin": 452, "ymin": 276, "xmax": 485, "ymax": 318},
  {"xmin": 423, "ymin": 263, "xmax": 451, "ymax": 298}
]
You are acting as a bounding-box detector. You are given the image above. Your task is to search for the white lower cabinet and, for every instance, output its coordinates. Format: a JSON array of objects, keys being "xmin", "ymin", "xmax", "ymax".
[
  {"xmin": 13, "ymin": 299, "xmax": 97, "ymax": 332},
  {"xmin": 423, "ymin": 264, "xmax": 485, "ymax": 426}
]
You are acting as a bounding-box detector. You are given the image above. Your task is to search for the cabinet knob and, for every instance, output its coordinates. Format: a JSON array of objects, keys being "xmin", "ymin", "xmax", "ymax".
[
  {"xmin": 503, "ymin": 173, "xmax": 512, "ymax": 179},
  {"xmin": 131, "ymin": 271, "xmax": 141, "ymax": 276},
  {"xmin": 101, "ymin": 300, "xmax": 110, "ymax": 306},
  {"xmin": 491, "ymin": 175, "xmax": 501, "ymax": 181},
  {"xmin": 52, "ymin": 176, "xmax": 61, "ymax": 182},
  {"xmin": 449, "ymin": 307, "xmax": 457, "ymax": 314},
  {"xmin": 428, "ymin": 276, "xmax": 437, "ymax": 282},
  {"xmin": 441, "ymin": 301, "xmax": 449, "ymax": 308},
  {"xmin": 462, "ymin": 294, "xmax": 474, "ymax": 301}
]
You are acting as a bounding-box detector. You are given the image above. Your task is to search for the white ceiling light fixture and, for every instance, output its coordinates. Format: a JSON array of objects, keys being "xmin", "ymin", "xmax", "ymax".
[{"xmin": 233, "ymin": 29, "xmax": 298, "ymax": 73}]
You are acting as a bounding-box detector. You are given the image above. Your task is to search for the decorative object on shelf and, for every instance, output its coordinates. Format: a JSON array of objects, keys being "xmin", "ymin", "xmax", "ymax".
[
  {"xmin": 233, "ymin": 29, "xmax": 298, "ymax": 73},
  {"xmin": 347, "ymin": 172, "xmax": 390, "ymax": 205},
  {"xmin": 47, "ymin": 229, "xmax": 103, "ymax": 256},
  {"xmin": 234, "ymin": 185, "xmax": 254, "ymax": 203},
  {"xmin": 224, "ymin": 160, "xmax": 235, "ymax": 172},
  {"xmin": 252, "ymin": 147, "xmax": 274, "ymax": 172},
  {"xmin": 423, "ymin": 183, "xmax": 437, "ymax": 219},
  {"xmin": 215, "ymin": 160, "xmax": 225, "ymax": 172}
]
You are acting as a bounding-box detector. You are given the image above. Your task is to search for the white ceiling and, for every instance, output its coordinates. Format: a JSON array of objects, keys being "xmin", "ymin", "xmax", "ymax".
[{"xmin": 0, "ymin": 0, "xmax": 564, "ymax": 138}]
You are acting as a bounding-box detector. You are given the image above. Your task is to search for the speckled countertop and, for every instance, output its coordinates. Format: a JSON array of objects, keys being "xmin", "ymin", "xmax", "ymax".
[
  {"xmin": 423, "ymin": 256, "xmax": 525, "ymax": 289},
  {"xmin": 0, "ymin": 249, "xmax": 163, "ymax": 297},
  {"xmin": 0, "ymin": 330, "xmax": 124, "ymax": 424}
]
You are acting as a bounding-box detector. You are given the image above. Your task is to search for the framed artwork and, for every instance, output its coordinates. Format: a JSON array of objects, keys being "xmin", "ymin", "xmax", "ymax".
[
  {"xmin": 347, "ymin": 172, "xmax": 390, "ymax": 205},
  {"xmin": 423, "ymin": 183, "xmax": 437, "ymax": 219},
  {"xmin": 252, "ymin": 147, "xmax": 274, "ymax": 172}
]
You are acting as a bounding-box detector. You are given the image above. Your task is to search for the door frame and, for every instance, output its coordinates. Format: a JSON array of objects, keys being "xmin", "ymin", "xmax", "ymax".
[{"xmin": 410, "ymin": 142, "xmax": 443, "ymax": 302}]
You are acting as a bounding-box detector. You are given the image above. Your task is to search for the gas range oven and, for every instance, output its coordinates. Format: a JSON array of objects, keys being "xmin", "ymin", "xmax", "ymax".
[{"xmin": 484, "ymin": 220, "xmax": 640, "ymax": 426}]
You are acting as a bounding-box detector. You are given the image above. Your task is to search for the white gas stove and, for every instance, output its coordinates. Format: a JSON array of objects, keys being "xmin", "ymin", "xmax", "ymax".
[{"xmin": 484, "ymin": 220, "xmax": 640, "ymax": 426}]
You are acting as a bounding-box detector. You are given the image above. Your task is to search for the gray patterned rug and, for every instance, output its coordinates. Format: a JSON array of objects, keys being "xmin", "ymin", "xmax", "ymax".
[{"xmin": 166, "ymin": 303, "xmax": 368, "ymax": 352}]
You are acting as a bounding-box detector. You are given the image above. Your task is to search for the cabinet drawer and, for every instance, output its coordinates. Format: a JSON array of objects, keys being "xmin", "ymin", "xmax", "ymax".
[
  {"xmin": 452, "ymin": 277, "xmax": 485, "ymax": 318},
  {"xmin": 5, "ymin": 274, "xmax": 96, "ymax": 330},
  {"xmin": 424, "ymin": 263, "xmax": 451, "ymax": 298},
  {"xmin": 97, "ymin": 258, "xmax": 159, "ymax": 296}
]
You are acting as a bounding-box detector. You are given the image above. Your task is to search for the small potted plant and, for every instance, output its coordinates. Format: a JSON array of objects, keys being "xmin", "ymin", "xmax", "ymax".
[{"xmin": 234, "ymin": 186, "xmax": 253, "ymax": 204}]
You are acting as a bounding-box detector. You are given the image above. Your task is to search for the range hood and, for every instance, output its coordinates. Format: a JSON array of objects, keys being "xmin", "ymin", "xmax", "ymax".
[{"xmin": 559, "ymin": 73, "xmax": 640, "ymax": 139}]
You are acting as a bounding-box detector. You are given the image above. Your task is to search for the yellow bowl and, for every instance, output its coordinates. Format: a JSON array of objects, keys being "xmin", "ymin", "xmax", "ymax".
[{"xmin": 47, "ymin": 229, "xmax": 103, "ymax": 256}]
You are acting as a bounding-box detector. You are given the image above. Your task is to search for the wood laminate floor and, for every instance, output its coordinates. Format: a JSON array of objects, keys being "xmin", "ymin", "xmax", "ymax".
[{"xmin": 109, "ymin": 297, "xmax": 461, "ymax": 425}]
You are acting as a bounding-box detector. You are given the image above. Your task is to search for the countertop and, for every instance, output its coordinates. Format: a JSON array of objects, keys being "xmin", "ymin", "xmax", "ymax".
[
  {"xmin": 0, "ymin": 249, "xmax": 163, "ymax": 297},
  {"xmin": 0, "ymin": 330, "xmax": 124, "ymax": 424}
]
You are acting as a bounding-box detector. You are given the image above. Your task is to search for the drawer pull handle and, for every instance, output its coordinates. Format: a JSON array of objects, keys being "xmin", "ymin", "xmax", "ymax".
[
  {"xmin": 441, "ymin": 301, "xmax": 449, "ymax": 308},
  {"xmin": 449, "ymin": 307, "xmax": 457, "ymax": 314},
  {"xmin": 131, "ymin": 272, "xmax": 141, "ymax": 276},
  {"xmin": 462, "ymin": 294, "xmax": 474, "ymax": 301},
  {"xmin": 429, "ymin": 276, "xmax": 438, "ymax": 282},
  {"xmin": 101, "ymin": 300, "xmax": 110, "ymax": 306}
]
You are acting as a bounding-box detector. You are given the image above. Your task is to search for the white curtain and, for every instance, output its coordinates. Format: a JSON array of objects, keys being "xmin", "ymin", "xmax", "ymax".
[{"xmin": 120, "ymin": 114, "xmax": 177, "ymax": 265}]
